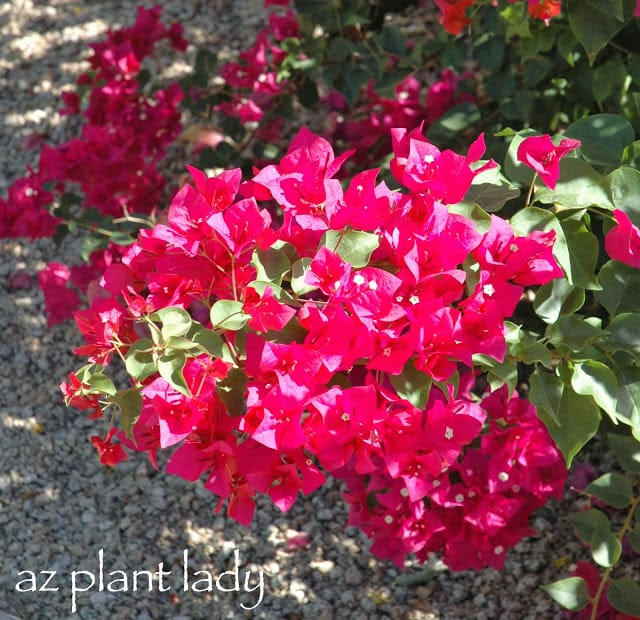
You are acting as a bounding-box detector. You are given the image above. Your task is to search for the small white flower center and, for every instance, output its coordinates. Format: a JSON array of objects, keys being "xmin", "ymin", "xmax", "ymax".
[{"xmin": 444, "ymin": 427, "xmax": 454, "ymax": 440}]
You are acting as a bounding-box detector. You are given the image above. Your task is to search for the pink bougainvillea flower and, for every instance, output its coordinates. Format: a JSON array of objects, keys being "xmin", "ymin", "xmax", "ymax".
[
  {"xmin": 434, "ymin": 0, "xmax": 474, "ymax": 35},
  {"xmin": 91, "ymin": 428, "xmax": 128, "ymax": 467},
  {"xmin": 516, "ymin": 134, "xmax": 581, "ymax": 189},
  {"xmin": 526, "ymin": 0, "xmax": 562, "ymax": 23},
  {"xmin": 604, "ymin": 209, "xmax": 640, "ymax": 268}
]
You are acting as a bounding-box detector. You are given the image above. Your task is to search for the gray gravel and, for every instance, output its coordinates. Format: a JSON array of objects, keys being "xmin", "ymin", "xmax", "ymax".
[{"xmin": 0, "ymin": 1, "xmax": 596, "ymax": 619}]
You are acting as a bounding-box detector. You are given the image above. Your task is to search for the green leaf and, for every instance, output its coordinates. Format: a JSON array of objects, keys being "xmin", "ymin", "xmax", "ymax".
[
  {"xmin": 608, "ymin": 433, "xmax": 640, "ymax": 473},
  {"xmin": 473, "ymin": 353, "xmax": 518, "ymax": 393},
  {"xmin": 150, "ymin": 307, "xmax": 193, "ymax": 340},
  {"xmin": 210, "ymin": 299, "xmax": 250, "ymax": 331},
  {"xmin": 323, "ymin": 229, "xmax": 380, "ymax": 268},
  {"xmin": 124, "ymin": 338, "xmax": 157, "ymax": 382},
  {"xmin": 339, "ymin": 66, "xmax": 371, "ymax": 109},
  {"xmin": 569, "ymin": 508, "xmax": 611, "ymax": 544},
  {"xmin": 595, "ymin": 261, "xmax": 640, "ymax": 316},
  {"xmin": 474, "ymin": 35, "xmax": 505, "ymax": 71},
  {"xmin": 547, "ymin": 315, "xmax": 607, "ymax": 352},
  {"xmin": 600, "ymin": 312, "xmax": 640, "ymax": 356},
  {"xmin": 567, "ymin": 0, "xmax": 627, "ymax": 62},
  {"xmin": 534, "ymin": 159, "xmax": 614, "ymax": 212},
  {"xmin": 608, "ymin": 167, "xmax": 640, "ymax": 223},
  {"xmin": 390, "ymin": 361, "xmax": 432, "ymax": 409},
  {"xmin": 593, "ymin": 58, "xmax": 629, "ymax": 107},
  {"xmin": 571, "ymin": 361, "xmax": 618, "ymax": 423},
  {"xmin": 87, "ymin": 372, "xmax": 117, "ymax": 396},
  {"xmin": 565, "ymin": 114, "xmax": 635, "ymax": 167},
  {"xmin": 380, "ymin": 25, "xmax": 407, "ymax": 55},
  {"xmin": 627, "ymin": 526, "xmax": 640, "ymax": 553},
  {"xmin": 540, "ymin": 577, "xmax": 590, "ymax": 611},
  {"xmin": 616, "ymin": 366, "xmax": 640, "ymax": 438},
  {"xmin": 216, "ymin": 367, "xmax": 247, "ymax": 417},
  {"xmin": 607, "ymin": 578, "xmax": 640, "ymax": 616},
  {"xmin": 534, "ymin": 279, "xmax": 585, "ymax": 324},
  {"xmin": 585, "ymin": 0, "xmax": 625, "ymax": 21},
  {"xmin": 560, "ymin": 219, "xmax": 601, "ymax": 290},
  {"xmin": 193, "ymin": 328, "xmax": 225, "ymax": 358},
  {"xmin": 501, "ymin": 90, "xmax": 536, "ymax": 123},
  {"xmin": 529, "ymin": 370, "xmax": 564, "ymax": 425},
  {"xmin": 427, "ymin": 103, "xmax": 481, "ymax": 144},
  {"xmin": 291, "ymin": 257, "xmax": 317, "ymax": 295},
  {"xmin": 164, "ymin": 336, "xmax": 201, "ymax": 352},
  {"xmin": 157, "ymin": 351, "xmax": 190, "ymax": 396},
  {"xmin": 591, "ymin": 526, "xmax": 622, "ymax": 567},
  {"xmin": 463, "ymin": 166, "xmax": 520, "ymax": 212},
  {"xmin": 504, "ymin": 321, "xmax": 553, "ymax": 368},
  {"xmin": 110, "ymin": 388, "xmax": 142, "ymax": 440},
  {"xmin": 585, "ymin": 472, "xmax": 634, "ymax": 508},
  {"xmin": 538, "ymin": 388, "xmax": 601, "ymax": 466},
  {"xmin": 253, "ymin": 246, "xmax": 291, "ymax": 286},
  {"xmin": 327, "ymin": 36, "xmax": 355, "ymax": 62}
]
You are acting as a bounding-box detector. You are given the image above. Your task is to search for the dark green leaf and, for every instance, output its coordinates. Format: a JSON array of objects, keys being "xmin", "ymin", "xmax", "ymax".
[
  {"xmin": 571, "ymin": 361, "xmax": 618, "ymax": 423},
  {"xmin": 534, "ymin": 158, "xmax": 613, "ymax": 212},
  {"xmin": 616, "ymin": 366, "xmax": 640, "ymax": 438},
  {"xmin": 627, "ymin": 527, "xmax": 640, "ymax": 553},
  {"xmin": 600, "ymin": 312, "xmax": 640, "ymax": 356},
  {"xmin": 380, "ymin": 25, "xmax": 407, "ymax": 55},
  {"xmin": 567, "ymin": 0, "xmax": 627, "ymax": 62},
  {"xmin": 529, "ymin": 370, "xmax": 564, "ymax": 424},
  {"xmin": 327, "ymin": 36, "xmax": 355, "ymax": 62},
  {"xmin": 585, "ymin": 472, "xmax": 634, "ymax": 508},
  {"xmin": 585, "ymin": 0, "xmax": 625, "ymax": 21},
  {"xmin": 537, "ymin": 388, "xmax": 600, "ymax": 466},
  {"xmin": 427, "ymin": 103, "xmax": 481, "ymax": 145},
  {"xmin": 547, "ymin": 316, "xmax": 607, "ymax": 352},
  {"xmin": 595, "ymin": 261, "xmax": 640, "ymax": 316},
  {"xmin": 565, "ymin": 114, "xmax": 635, "ymax": 167},
  {"xmin": 608, "ymin": 433, "xmax": 640, "ymax": 473},
  {"xmin": 569, "ymin": 508, "xmax": 611, "ymax": 544},
  {"xmin": 534, "ymin": 279, "xmax": 585, "ymax": 324},
  {"xmin": 607, "ymin": 578, "xmax": 640, "ymax": 616},
  {"xmin": 473, "ymin": 353, "xmax": 518, "ymax": 393}
]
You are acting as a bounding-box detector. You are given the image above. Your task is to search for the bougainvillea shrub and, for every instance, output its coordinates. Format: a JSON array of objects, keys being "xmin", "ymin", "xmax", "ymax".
[{"xmin": 62, "ymin": 126, "xmax": 570, "ymax": 570}]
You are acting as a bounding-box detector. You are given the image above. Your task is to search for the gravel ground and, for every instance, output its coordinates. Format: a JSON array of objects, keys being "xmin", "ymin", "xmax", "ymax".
[{"xmin": 0, "ymin": 2, "xmax": 606, "ymax": 619}]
